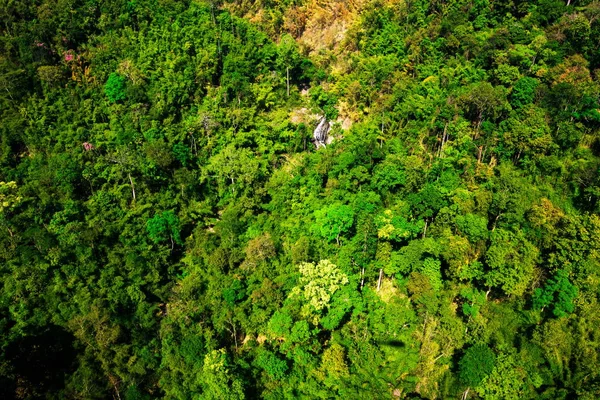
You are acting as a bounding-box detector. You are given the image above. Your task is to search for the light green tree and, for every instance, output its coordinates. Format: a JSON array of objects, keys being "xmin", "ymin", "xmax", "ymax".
[
  {"xmin": 0, "ymin": 181, "xmax": 21, "ymax": 213},
  {"xmin": 277, "ymin": 34, "xmax": 300, "ymax": 97},
  {"xmin": 206, "ymin": 145, "xmax": 262, "ymax": 198},
  {"xmin": 485, "ymin": 229, "xmax": 538, "ymax": 296},
  {"xmin": 293, "ymin": 260, "xmax": 349, "ymax": 319},
  {"xmin": 202, "ymin": 349, "xmax": 245, "ymax": 400}
]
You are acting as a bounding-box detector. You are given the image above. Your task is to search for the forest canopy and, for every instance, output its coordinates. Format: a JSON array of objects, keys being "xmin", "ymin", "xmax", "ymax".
[{"xmin": 1, "ymin": 0, "xmax": 600, "ymax": 399}]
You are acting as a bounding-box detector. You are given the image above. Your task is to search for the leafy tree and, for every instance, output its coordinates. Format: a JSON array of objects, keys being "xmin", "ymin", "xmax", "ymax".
[
  {"xmin": 533, "ymin": 270, "xmax": 578, "ymax": 318},
  {"xmin": 146, "ymin": 211, "xmax": 182, "ymax": 246},
  {"xmin": 293, "ymin": 260, "xmax": 349, "ymax": 317},
  {"xmin": 255, "ymin": 350, "xmax": 288, "ymax": 380},
  {"xmin": 314, "ymin": 203, "xmax": 355, "ymax": 245},
  {"xmin": 455, "ymin": 213, "xmax": 488, "ymax": 243},
  {"xmin": 104, "ymin": 73, "xmax": 127, "ymax": 103},
  {"xmin": 277, "ymin": 34, "xmax": 301, "ymax": 96},
  {"xmin": 478, "ymin": 350, "xmax": 528, "ymax": 399},
  {"xmin": 510, "ymin": 77, "xmax": 538, "ymax": 109},
  {"xmin": 172, "ymin": 143, "xmax": 191, "ymax": 167},
  {"xmin": 459, "ymin": 343, "xmax": 496, "ymax": 388},
  {"xmin": 0, "ymin": 181, "xmax": 21, "ymax": 213},
  {"xmin": 420, "ymin": 257, "xmax": 443, "ymax": 292},
  {"xmin": 206, "ymin": 145, "xmax": 263, "ymax": 198},
  {"xmin": 485, "ymin": 229, "xmax": 538, "ymax": 296},
  {"xmin": 223, "ymin": 279, "xmax": 246, "ymax": 306},
  {"xmin": 268, "ymin": 310, "xmax": 293, "ymax": 338},
  {"xmin": 202, "ymin": 349, "xmax": 245, "ymax": 400}
]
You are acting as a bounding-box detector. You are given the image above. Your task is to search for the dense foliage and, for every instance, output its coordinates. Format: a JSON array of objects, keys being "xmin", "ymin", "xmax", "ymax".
[{"xmin": 1, "ymin": 0, "xmax": 600, "ymax": 398}]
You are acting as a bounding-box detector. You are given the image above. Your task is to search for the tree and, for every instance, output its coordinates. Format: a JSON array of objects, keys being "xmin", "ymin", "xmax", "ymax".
[
  {"xmin": 277, "ymin": 34, "xmax": 301, "ymax": 97},
  {"xmin": 201, "ymin": 349, "xmax": 245, "ymax": 400},
  {"xmin": 255, "ymin": 350, "xmax": 288, "ymax": 380},
  {"xmin": 477, "ymin": 350, "xmax": 528, "ymax": 399},
  {"xmin": 455, "ymin": 213, "xmax": 488, "ymax": 243},
  {"xmin": 146, "ymin": 211, "xmax": 182, "ymax": 247},
  {"xmin": 314, "ymin": 203, "xmax": 355, "ymax": 245},
  {"xmin": 420, "ymin": 257, "xmax": 442, "ymax": 292},
  {"xmin": 510, "ymin": 77, "xmax": 538, "ymax": 109},
  {"xmin": 0, "ymin": 181, "xmax": 21, "ymax": 213},
  {"xmin": 485, "ymin": 229, "xmax": 538, "ymax": 296},
  {"xmin": 533, "ymin": 269, "xmax": 578, "ymax": 317},
  {"xmin": 317, "ymin": 343, "xmax": 350, "ymax": 388},
  {"xmin": 460, "ymin": 82, "xmax": 509, "ymax": 129},
  {"xmin": 459, "ymin": 343, "xmax": 496, "ymax": 388},
  {"xmin": 104, "ymin": 73, "xmax": 127, "ymax": 103},
  {"xmin": 206, "ymin": 145, "xmax": 263, "ymax": 198},
  {"xmin": 292, "ymin": 260, "xmax": 349, "ymax": 318}
]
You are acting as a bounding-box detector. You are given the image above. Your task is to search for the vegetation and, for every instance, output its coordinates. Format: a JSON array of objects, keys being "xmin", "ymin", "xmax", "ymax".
[{"xmin": 1, "ymin": 0, "xmax": 599, "ymax": 398}]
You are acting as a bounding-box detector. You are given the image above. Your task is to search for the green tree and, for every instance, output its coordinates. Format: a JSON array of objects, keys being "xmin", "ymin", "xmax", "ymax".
[
  {"xmin": 510, "ymin": 77, "xmax": 538, "ymax": 109},
  {"xmin": 255, "ymin": 350, "xmax": 288, "ymax": 380},
  {"xmin": 478, "ymin": 350, "xmax": 528, "ymax": 399},
  {"xmin": 533, "ymin": 269, "xmax": 578, "ymax": 318},
  {"xmin": 293, "ymin": 260, "xmax": 349, "ymax": 318},
  {"xmin": 104, "ymin": 73, "xmax": 127, "ymax": 103},
  {"xmin": 277, "ymin": 34, "xmax": 301, "ymax": 97},
  {"xmin": 0, "ymin": 181, "xmax": 21, "ymax": 213},
  {"xmin": 459, "ymin": 343, "xmax": 496, "ymax": 388},
  {"xmin": 314, "ymin": 203, "xmax": 355, "ymax": 245},
  {"xmin": 485, "ymin": 229, "xmax": 538, "ymax": 296},
  {"xmin": 202, "ymin": 349, "xmax": 245, "ymax": 400},
  {"xmin": 146, "ymin": 211, "xmax": 182, "ymax": 247}
]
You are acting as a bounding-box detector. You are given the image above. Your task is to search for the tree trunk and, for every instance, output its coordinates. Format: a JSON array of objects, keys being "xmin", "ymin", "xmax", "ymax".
[
  {"xmin": 462, "ymin": 387, "xmax": 470, "ymax": 400},
  {"xmin": 438, "ymin": 122, "xmax": 448, "ymax": 158},
  {"xmin": 286, "ymin": 66, "xmax": 290, "ymax": 97},
  {"xmin": 360, "ymin": 267, "xmax": 365, "ymax": 291},
  {"xmin": 377, "ymin": 268, "xmax": 383, "ymax": 291},
  {"xmin": 128, "ymin": 173, "xmax": 136, "ymax": 201}
]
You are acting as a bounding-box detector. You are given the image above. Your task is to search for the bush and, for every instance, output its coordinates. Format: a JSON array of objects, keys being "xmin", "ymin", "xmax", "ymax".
[
  {"xmin": 459, "ymin": 343, "xmax": 496, "ymax": 387},
  {"xmin": 104, "ymin": 73, "xmax": 127, "ymax": 102}
]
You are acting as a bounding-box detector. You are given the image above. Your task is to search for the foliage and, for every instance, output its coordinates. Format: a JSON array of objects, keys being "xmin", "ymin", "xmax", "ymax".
[
  {"xmin": 104, "ymin": 73, "xmax": 127, "ymax": 103},
  {"xmin": 146, "ymin": 210, "xmax": 182, "ymax": 245},
  {"xmin": 0, "ymin": 181, "xmax": 21, "ymax": 213},
  {"xmin": 533, "ymin": 270, "xmax": 578, "ymax": 318},
  {"xmin": 314, "ymin": 204, "xmax": 355, "ymax": 244},
  {"xmin": 459, "ymin": 343, "xmax": 496, "ymax": 388},
  {"xmin": 293, "ymin": 260, "xmax": 349, "ymax": 315},
  {"xmin": 0, "ymin": 0, "xmax": 599, "ymax": 398}
]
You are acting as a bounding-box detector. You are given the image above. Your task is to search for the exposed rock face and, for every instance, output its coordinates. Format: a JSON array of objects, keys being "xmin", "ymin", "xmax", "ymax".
[{"xmin": 313, "ymin": 117, "xmax": 330, "ymax": 148}]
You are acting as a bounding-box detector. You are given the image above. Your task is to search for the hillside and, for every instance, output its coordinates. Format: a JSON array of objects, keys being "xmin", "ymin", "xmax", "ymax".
[{"xmin": 1, "ymin": 0, "xmax": 600, "ymax": 398}]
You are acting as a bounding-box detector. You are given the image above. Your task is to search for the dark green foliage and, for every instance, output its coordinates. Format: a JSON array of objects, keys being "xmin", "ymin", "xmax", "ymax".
[
  {"xmin": 533, "ymin": 270, "xmax": 578, "ymax": 318},
  {"xmin": 172, "ymin": 143, "xmax": 191, "ymax": 167},
  {"xmin": 459, "ymin": 344, "xmax": 496, "ymax": 387},
  {"xmin": 455, "ymin": 214, "xmax": 488, "ymax": 243},
  {"xmin": 1, "ymin": 0, "xmax": 600, "ymax": 399},
  {"xmin": 146, "ymin": 210, "xmax": 182, "ymax": 245},
  {"xmin": 223, "ymin": 280, "xmax": 246, "ymax": 305},
  {"xmin": 255, "ymin": 350, "xmax": 288, "ymax": 380},
  {"xmin": 104, "ymin": 73, "xmax": 127, "ymax": 103},
  {"xmin": 511, "ymin": 77, "xmax": 539, "ymax": 109}
]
